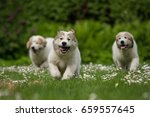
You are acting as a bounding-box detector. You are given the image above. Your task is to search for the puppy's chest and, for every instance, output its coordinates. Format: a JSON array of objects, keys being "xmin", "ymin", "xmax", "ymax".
[
  {"xmin": 119, "ymin": 51, "xmax": 132, "ymax": 63},
  {"xmin": 31, "ymin": 51, "xmax": 46, "ymax": 62},
  {"xmin": 55, "ymin": 59, "xmax": 68, "ymax": 70}
]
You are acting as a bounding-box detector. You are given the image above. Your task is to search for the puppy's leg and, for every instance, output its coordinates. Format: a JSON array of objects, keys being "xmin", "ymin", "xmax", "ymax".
[
  {"xmin": 75, "ymin": 65, "xmax": 80, "ymax": 76},
  {"xmin": 129, "ymin": 57, "xmax": 139, "ymax": 71},
  {"xmin": 62, "ymin": 65, "xmax": 77, "ymax": 80},
  {"xmin": 48, "ymin": 63, "xmax": 61, "ymax": 79},
  {"xmin": 114, "ymin": 60, "xmax": 123, "ymax": 69},
  {"xmin": 40, "ymin": 61, "xmax": 48, "ymax": 68}
]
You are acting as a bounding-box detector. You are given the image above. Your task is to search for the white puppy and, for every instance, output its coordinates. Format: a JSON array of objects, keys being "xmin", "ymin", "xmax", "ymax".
[
  {"xmin": 48, "ymin": 29, "xmax": 81, "ymax": 80},
  {"xmin": 27, "ymin": 35, "xmax": 53, "ymax": 68},
  {"xmin": 112, "ymin": 32, "xmax": 139, "ymax": 71}
]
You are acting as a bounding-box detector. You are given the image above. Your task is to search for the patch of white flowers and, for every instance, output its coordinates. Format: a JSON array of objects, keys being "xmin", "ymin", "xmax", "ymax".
[
  {"xmin": 80, "ymin": 63, "xmax": 119, "ymax": 81},
  {"xmin": 123, "ymin": 64, "xmax": 150, "ymax": 84},
  {"xmin": 0, "ymin": 63, "xmax": 150, "ymax": 85},
  {"xmin": 0, "ymin": 65, "xmax": 47, "ymax": 84},
  {"xmin": 80, "ymin": 63, "xmax": 150, "ymax": 84}
]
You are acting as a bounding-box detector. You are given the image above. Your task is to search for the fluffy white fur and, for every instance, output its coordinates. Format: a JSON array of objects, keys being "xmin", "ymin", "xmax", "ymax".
[
  {"xmin": 27, "ymin": 35, "xmax": 53, "ymax": 68},
  {"xmin": 112, "ymin": 32, "xmax": 139, "ymax": 71},
  {"xmin": 48, "ymin": 30, "xmax": 81, "ymax": 80}
]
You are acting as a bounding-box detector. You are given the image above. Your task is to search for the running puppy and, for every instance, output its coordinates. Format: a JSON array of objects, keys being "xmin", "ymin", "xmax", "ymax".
[
  {"xmin": 112, "ymin": 32, "xmax": 139, "ymax": 71},
  {"xmin": 48, "ymin": 29, "xmax": 81, "ymax": 80},
  {"xmin": 27, "ymin": 35, "xmax": 53, "ymax": 68}
]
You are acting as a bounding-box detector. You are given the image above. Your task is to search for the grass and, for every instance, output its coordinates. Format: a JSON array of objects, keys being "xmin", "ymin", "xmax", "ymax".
[{"xmin": 0, "ymin": 63, "xmax": 150, "ymax": 100}]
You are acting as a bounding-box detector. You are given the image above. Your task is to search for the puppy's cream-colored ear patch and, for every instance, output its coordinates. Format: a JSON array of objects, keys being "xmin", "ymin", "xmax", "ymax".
[
  {"xmin": 70, "ymin": 29, "xmax": 75, "ymax": 34},
  {"xmin": 37, "ymin": 37, "xmax": 44, "ymax": 44},
  {"xmin": 55, "ymin": 31, "xmax": 65, "ymax": 40},
  {"xmin": 57, "ymin": 31, "xmax": 65, "ymax": 36},
  {"xmin": 26, "ymin": 38, "xmax": 32, "ymax": 49},
  {"xmin": 43, "ymin": 39, "xmax": 47, "ymax": 47},
  {"xmin": 115, "ymin": 35, "xmax": 119, "ymax": 41},
  {"xmin": 38, "ymin": 36, "xmax": 47, "ymax": 47}
]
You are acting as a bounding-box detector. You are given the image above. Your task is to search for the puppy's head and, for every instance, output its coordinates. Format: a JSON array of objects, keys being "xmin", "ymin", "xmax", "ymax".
[
  {"xmin": 116, "ymin": 32, "xmax": 134, "ymax": 50},
  {"xmin": 54, "ymin": 29, "xmax": 78, "ymax": 55},
  {"xmin": 26, "ymin": 35, "xmax": 47, "ymax": 53}
]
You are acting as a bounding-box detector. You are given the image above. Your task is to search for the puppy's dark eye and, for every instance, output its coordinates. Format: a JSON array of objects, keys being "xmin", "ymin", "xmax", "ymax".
[
  {"xmin": 67, "ymin": 38, "xmax": 70, "ymax": 41},
  {"xmin": 119, "ymin": 37, "xmax": 121, "ymax": 40},
  {"xmin": 60, "ymin": 37, "xmax": 63, "ymax": 40},
  {"xmin": 124, "ymin": 36, "xmax": 127, "ymax": 39}
]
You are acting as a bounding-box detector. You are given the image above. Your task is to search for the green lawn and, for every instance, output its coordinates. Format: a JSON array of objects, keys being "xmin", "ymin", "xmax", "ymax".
[{"xmin": 0, "ymin": 64, "xmax": 150, "ymax": 100}]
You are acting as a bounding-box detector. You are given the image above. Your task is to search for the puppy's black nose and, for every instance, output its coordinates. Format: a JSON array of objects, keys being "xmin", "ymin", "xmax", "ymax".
[
  {"xmin": 62, "ymin": 42, "xmax": 67, "ymax": 46},
  {"xmin": 31, "ymin": 46, "xmax": 35, "ymax": 50},
  {"xmin": 121, "ymin": 40, "xmax": 124, "ymax": 44}
]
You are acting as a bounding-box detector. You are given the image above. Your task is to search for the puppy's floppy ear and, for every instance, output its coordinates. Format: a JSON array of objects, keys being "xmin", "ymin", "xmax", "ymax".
[
  {"xmin": 43, "ymin": 39, "xmax": 47, "ymax": 47},
  {"xmin": 70, "ymin": 29, "xmax": 75, "ymax": 34},
  {"xmin": 57, "ymin": 31, "xmax": 65, "ymax": 35},
  {"xmin": 38, "ymin": 36, "xmax": 47, "ymax": 47},
  {"xmin": 126, "ymin": 32, "xmax": 134, "ymax": 48},
  {"xmin": 70, "ymin": 29, "xmax": 78, "ymax": 44},
  {"xmin": 124, "ymin": 32, "xmax": 134, "ymax": 48},
  {"xmin": 26, "ymin": 37, "xmax": 32, "ymax": 49},
  {"xmin": 55, "ymin": 31, "xmax": 65, "ymax": 39}
]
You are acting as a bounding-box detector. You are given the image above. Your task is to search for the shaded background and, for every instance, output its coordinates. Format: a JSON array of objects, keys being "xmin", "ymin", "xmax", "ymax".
[{"xmin": 0, "ymin": 0, "xmax": 150, "ymax": 65}]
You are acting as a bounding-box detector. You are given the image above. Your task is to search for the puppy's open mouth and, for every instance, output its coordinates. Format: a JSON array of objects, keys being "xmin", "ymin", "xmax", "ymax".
[
  {"xmin": 59, "ymin": 46, "xmax": 70, "ymax": 54},
  {"xmin": 120, "ymin": 44, "xmax": 128, "ymax": 49}
]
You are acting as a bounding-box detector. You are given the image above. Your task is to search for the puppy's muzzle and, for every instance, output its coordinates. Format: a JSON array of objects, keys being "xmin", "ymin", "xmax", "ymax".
[
  {"xmin": 31, "ymin": 46, "xmax": 37, "ymax": 53},
  {"xmin": 59, "ymin": 41, "xmax": 70, "ymax": 54},
  {"xmin": 116, "ymin": 40, "xmax": 127, "ymax": 50}
]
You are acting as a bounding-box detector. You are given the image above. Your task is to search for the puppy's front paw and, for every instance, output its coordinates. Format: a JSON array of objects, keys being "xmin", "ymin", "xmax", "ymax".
[
  {"xmin": 62, "ymin": 76, "xmax": 70, "ymax": 80},
  {"xmin": 62, "ymin": 73, "xmax": 74, "ymax": 80},
  {"xmin": 50, "ymin": 70, "xmax": 61, "ymax": 79},
  {"xmin": 40, "ymin": 62, "xmax": 49, "ymax": 68},
  {"xmin": 130, "ymin": 67, "xmax": 137, "ymax": 72}
]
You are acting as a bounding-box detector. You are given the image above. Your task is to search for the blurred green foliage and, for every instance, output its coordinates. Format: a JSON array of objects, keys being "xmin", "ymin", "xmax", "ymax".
[{"xmin": 0, "ymin": 0, "xmax": 150, "ymax": 64}]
